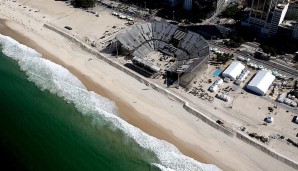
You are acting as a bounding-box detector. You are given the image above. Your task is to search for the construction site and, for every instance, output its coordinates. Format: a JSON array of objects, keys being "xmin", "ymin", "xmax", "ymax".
[
  {"xmin": 100, "ymin": 14, "xmax": 298, "ymax": 170},
  {"xmin": 107, "ymin": 21, "xmax": 210, "ymax": 88}
]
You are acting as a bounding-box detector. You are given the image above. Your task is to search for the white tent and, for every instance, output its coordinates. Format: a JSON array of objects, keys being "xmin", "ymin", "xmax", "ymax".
[
  {"xmin": 222, "ymin": 61, "xmax": 245, "ymax": 80},
  {"xmin": 247, "ymin": 71, "xmax": 275, "ymax": 96},
  {"xmin": 209, "ymin": 78, "xmax": 223, "ymax": 92},
  {"xmin": 294, "ymin": 116, "xmax": 298, "ymax": 124},
  {"xmin": 265, "ymin": 116, "xmax": 273, "ymax": 123}
]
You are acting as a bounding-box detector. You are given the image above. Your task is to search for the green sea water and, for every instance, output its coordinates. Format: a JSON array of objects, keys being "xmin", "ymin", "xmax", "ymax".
[{"xmin": 0, "ymin": 49, "xmax": 161, "ymax": 171}]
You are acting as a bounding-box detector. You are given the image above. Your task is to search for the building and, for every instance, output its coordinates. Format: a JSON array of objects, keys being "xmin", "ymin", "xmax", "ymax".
[
  {"xmin": 246, "ymin": 70, "xmax": 275, "ymax": 96},
  {"xmin": 286, "ymin": 0, "xmax": 298, "ymax": 20},
  {"xmin": 184, "ymin": 0, "xmax": 193, "ymax": 11},
  {"xmin": 243, "ymin": 0, "xmax": 289, "ymax": 37},
  {"xmin": 216, "ymin": 0, "xmax": 228, "ymax": 13},
  {"xmin": 278, "ymin": 20, "xmax": 298, "ymax": 39},
  {"xmin": 113, "ymin": 22, "xmax": 210, "ymax": 87},
  {"xmin": 163, "ymin": 0, "xmax": 183, "ymax": 6},
  {"xmin": 293, "ymin": 21, "xmax": 298, "ymax": 38},
  {"xmin": 269, "ymin": 2, "xmax": 289, "ymax": 36},
  {"xmin": 222, "ymin": 61, "xmax": 245, "ymax": 81}
]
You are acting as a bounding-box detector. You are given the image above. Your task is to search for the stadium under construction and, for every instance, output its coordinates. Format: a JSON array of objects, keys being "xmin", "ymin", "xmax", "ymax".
[{"xmin": 110, "ymin": 22, "xmax": 210, "ymax": 87}]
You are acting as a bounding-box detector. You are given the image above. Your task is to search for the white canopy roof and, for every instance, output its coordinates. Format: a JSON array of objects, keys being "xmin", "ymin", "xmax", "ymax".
[
  {"xmin": 247, "ymin": 71, "xmax": 275, "ymax": 96},
  {"xmin": 222, "ymin": 61, "xmax": 245, "ymax": 80}
]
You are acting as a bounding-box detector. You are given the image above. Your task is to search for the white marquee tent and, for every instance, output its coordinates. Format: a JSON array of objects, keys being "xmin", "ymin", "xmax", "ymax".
[
  {"xmin": 247, "ymin": 71, "xmax": 275, "ymax": 96},
  {"xmin": 222, "ymin": 61, "xmax": 245, "ymax": 80}
]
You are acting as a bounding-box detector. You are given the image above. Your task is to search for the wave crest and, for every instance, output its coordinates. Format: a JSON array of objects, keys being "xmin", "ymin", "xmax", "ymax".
[{"xmin": 0, "ymin": 34, "xmax": 221, "ymax": 171}]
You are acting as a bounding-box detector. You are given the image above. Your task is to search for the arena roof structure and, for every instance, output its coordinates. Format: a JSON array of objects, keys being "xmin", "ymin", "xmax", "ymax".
[
  {"xmin": 222, "ymin": 61, "xmax": 245, "ymax": 81},
  {"xmin": 115, "ymin": 22, "xmax": 210, "ymax": 75},
  {"xmin": 246, "ymin": 71, "xmax": 275, "ymax": 96}
]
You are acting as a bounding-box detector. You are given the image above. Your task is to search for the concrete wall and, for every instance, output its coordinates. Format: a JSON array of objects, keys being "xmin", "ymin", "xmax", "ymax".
[
  {"xmin": 236, "ymin": 132, "xmax": 298, "ymax": 170},
  {"xmin": 183, "ymin": 102, "xmax": 236, "ymax": 137},
  {"xmin": 44, "ymin": 23, "xmax": 235, "ymax": 135},
  {"xmin": 43, "ymin": 23, "xmax": 298, "ymax": 169}
]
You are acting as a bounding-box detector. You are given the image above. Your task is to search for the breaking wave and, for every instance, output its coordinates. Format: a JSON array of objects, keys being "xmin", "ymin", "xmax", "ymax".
[{"xmin": 0, "ymin": 34, "xmax": 221, "ymax": 171}]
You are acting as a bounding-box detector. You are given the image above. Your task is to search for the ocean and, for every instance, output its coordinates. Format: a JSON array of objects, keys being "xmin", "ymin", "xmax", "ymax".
[{"xmin": 0, "ymin": 34, "xmax": 220, "ymax": 171}]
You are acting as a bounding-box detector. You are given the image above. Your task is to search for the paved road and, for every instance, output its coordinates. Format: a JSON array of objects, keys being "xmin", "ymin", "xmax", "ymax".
[{"xmin": 210, "ymin": 44, "xmax": 298, "ymax": 78}]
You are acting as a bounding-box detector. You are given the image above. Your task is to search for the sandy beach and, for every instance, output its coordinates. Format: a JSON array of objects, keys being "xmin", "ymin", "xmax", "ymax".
[{"xmin": 0, "ymin": 0, "xmax": 297, "ymax": 170}]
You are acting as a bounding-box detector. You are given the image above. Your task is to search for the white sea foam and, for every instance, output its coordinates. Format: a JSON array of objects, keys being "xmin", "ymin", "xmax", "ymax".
[{"xmin": 0, "ymin": 34, "xmax": 222, "ymax": 171}]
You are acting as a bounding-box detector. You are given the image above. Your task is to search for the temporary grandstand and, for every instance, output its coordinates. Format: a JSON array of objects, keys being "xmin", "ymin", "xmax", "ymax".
[{"xmin": 112, "ymin": 22, "xmax": 210, "ymax": 87}]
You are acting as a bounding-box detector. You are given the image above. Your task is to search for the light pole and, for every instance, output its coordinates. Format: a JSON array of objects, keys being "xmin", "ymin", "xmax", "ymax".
[{"xmin": 173, "ymin": 10, "xmax": 175, "ymax": 21}]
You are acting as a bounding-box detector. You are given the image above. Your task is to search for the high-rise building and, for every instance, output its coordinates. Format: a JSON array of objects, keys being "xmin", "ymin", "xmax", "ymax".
[
  {"xmin": 216, "ymin": 0, "xmax": 228, "ymax": 13},
  {"xmin": 292, "ymin": 22, "xmax": 298, "ymax": 38},
  {"xmin": 269, "ymin": 2, "xmax": 289, "ymax": 35},
  {"xmin": 243, "ymin": 0, "xmax": 289, "ymax": 36},
  {"xmin": 249, "ymin": 0, "xmax": 278, "ymax": 21},
  {"xmin": 163, "ymin": 0, "xmax": 183, "ymax": 6},
  {"xmin": 279, "ymin": 20, "xmax": 298, "ymax": 39},
  {"xmin": 286, "ymin": 0, "xmax": 298, "ymax": 20},
  {"xmin": 184, "ymin": 0, "xmax": 193, "ymax": 11},
  {"xmin": 247, "ymin": 0, "xmax": 278, "ymax": 34}
]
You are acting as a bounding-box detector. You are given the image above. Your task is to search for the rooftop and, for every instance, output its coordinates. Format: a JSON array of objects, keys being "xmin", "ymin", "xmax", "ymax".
[
  {"xmin": 280, "ymin": 20, "xmax": 298, "ymax": 28},
  {"xmin": 247, "ymin": 71, "xmax": 275, "ymax": 95}
]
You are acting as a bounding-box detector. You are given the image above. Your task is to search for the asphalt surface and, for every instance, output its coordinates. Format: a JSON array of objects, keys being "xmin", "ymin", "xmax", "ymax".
[{"xmin": 210, "ymin": 43, "xmax": 298, "ymax": 79}]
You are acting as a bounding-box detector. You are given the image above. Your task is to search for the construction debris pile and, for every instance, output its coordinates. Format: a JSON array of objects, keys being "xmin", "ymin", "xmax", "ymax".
[
  {"xmin": 189, "ymin": 86, "xmax": 214, "ymax": 102},
  {"xmin": 248, "ymin": 132, "xmax": 269, "ymax": 143}
]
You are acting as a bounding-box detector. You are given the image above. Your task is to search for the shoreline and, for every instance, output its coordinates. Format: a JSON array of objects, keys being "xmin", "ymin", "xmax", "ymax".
[
  {"xmin": 0, "ymin": 1, "xmax": 297, "ymax": 170},
  {"xmin": 41, "ymin": 22, "xmax": 298, "ymax": 170},
  {"xmin": 0, "ymin": 19, "xmax": 221, "ymax": 168}
]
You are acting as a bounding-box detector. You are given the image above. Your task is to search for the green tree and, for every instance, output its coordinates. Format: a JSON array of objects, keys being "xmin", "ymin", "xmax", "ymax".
[
  {"xmin": 261, "ymin": 45, "xmax": 277, "ymax": 56},
  {"xmin": 236, "ymin": 36, "xmax": 245, "ymax": 44},
  {"xmin": 223, "ymin": 39, "xmax": 241, "ymax": 48},
  {"xmin": 222, "ymin": 5, "xmax": 243, "ymax": 20},
  {"xmin": 216, "ymin": 53, "xmax": 233, "ymax": 64}
]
